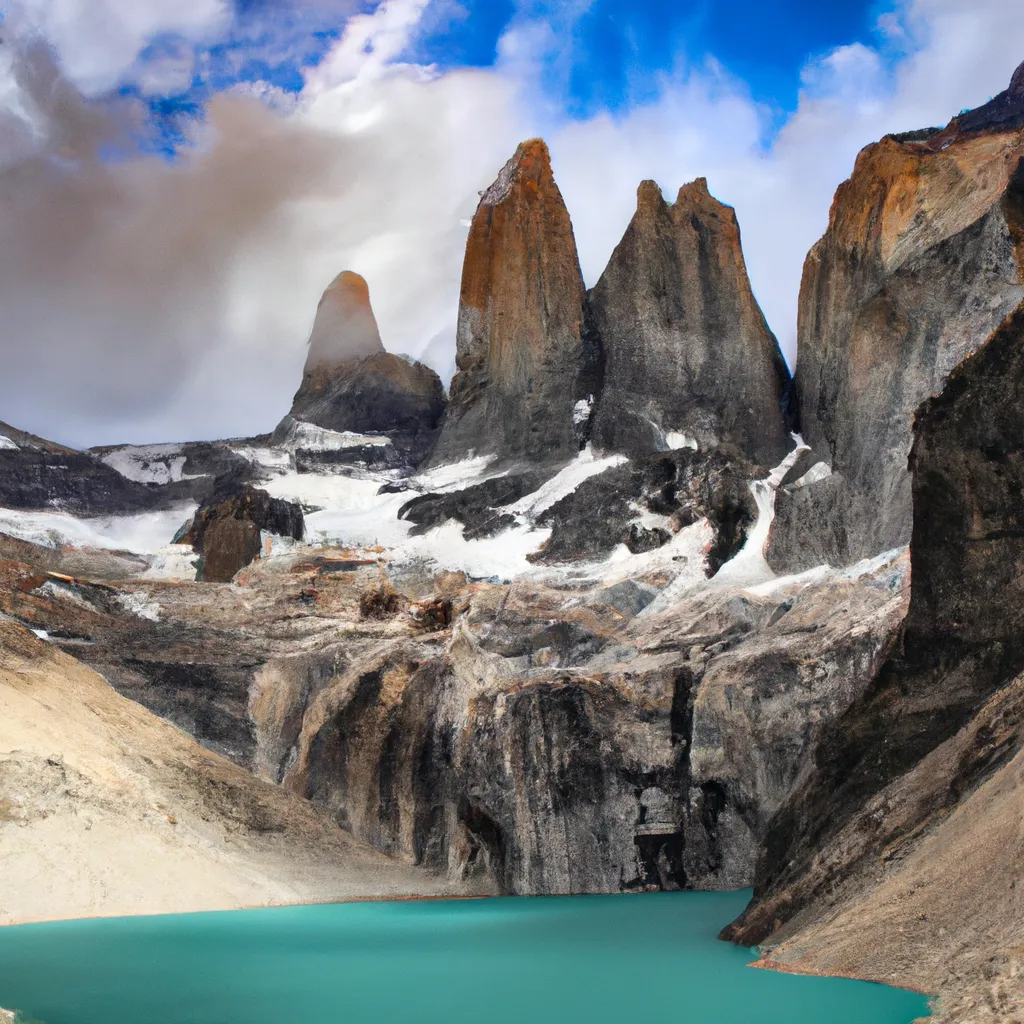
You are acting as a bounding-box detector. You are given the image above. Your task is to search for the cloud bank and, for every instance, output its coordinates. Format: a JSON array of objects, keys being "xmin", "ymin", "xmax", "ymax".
[{"xmin": 0, "ymin": 0, "xmax": 1022, "ymax": 447}]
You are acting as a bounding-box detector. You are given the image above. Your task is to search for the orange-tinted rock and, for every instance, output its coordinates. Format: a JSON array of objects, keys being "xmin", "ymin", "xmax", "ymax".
[
  {"xmin": 305, "ymin": 271, "xmax": 385, "ymax": 370},
  {"xmin": 289, "ymin": 273, "xmax": 446, "ymax": 438},
  {"xmin": 770, "ymin": 60, "xmax": 1024, "ymax": 569},
  {"xmin": 588, "ymin": 178, "xmax": 791, "ymax": 464},
  {"xmin": 429, "ymin": 139, "xmax": 591, "ymax": 465}
]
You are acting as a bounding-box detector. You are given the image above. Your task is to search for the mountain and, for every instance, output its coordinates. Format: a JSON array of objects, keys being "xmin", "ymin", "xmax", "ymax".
[
  {"xmin": 587, "ymin": 178, "xmax": 791, "ymax": 464},
  {"xmin": 285, "ymin": 271, "xmax": 447, "ymax": 442},
  {"xmin": 3, "ymin": 60, "xmax": 1024, "ymax": 1024},
  {"xmin": 429, "ymin": 139, "xmax": 593, "ymax": 466},
  {"xmin": 769, "ymin": 67, "xmax": 1024, "ymax": 570}
]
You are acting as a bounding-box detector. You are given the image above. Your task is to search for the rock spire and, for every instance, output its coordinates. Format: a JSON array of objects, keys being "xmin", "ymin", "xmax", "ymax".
[
  {"xmin": 428, "ymin": 139, "xmax": 592, "ymax": 466},
  {"xmin": 587, "ymin": 177, "xmax": 791, "ymax": 464},
  {"xmin": 287, "ymin": 272, "xmax": 446, "ymax": 438}
]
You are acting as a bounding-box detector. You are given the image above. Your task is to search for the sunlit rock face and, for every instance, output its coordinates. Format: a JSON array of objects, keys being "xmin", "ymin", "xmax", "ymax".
[
  {"xmin": 587, "ymin": 178, "xmax": 791, "ymax": 466},
  {"xmin": 289, "ymin": 272, "xmax": 446, "ymax": 438},
  {"xmin": 429, "ymin": 139, "xmax": 594, "ymax": 466},
  {"xmin": 770, "ymin": 61, "xmax": 1024, "ymax": 570}
]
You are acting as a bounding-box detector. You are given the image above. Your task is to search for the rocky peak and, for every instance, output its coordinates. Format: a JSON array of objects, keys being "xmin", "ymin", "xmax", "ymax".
[
  {"xmin": 288, "ymin": 272, "xmax": 446, "ymax": 446},
  {"xmin": 587, "ymin": 175, "xmax": 791, "ymax": 464},
  {"xmin": 304, "ymin": 271, "xmax": 384, "ymax": 373},
  {"xmin": 428, "ymin": 138, "xmax": 591, "ymax": 466}
]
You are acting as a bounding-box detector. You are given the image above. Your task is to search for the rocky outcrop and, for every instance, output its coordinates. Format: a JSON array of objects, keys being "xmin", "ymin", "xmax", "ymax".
[
  {"xmin": 182, "ymin": 485, "xmax": 304, "ymax": 583},
  {"xmin": 770, "ymin": 64, "xmax": 1024, "ymax": 569},
  {"xmin": 429, "ymin": 140, "xmax": 592, "ymax": 466},
  {"xmin": 587, "ymin": 179, "xmax": 791, "ymax": 465},
  {"xmin": 287, "ymin": 272, "xmax": 446, "ymax": 439},
  {"xmin": 0, "ymin": 617, "xmax": 463, "ymax": 928}
]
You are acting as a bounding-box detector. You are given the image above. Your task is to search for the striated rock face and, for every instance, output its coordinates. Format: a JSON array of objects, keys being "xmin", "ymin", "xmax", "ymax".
[
  {"xmin": 588, "ymin": 179, "xmax": 791, "ymax": 465},
  {"xmin": 429, "ymin": 140, "xmax": 592, "ymax": 466},
  {"xmin": 770, "ymin": 77, "xmax": 1024, "ymax": 569},
  {"xmin": 730, "ymin": 302, "xmax": 1024, "ymax": 948},
  {"xmin": 182, "ymin": 485, "xmax": 304, "ymax": 583},
  {"xmin": 288, "ymin": 272, "xmax": 446, "ymax": 439}
]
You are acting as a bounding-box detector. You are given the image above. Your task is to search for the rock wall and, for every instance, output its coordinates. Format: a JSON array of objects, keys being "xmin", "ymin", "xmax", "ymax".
[
  {"xmin": 729, "ymin": 299, "xmax": 1024, "ymax": 947},
  {"xmin": 770, "ymin": 88, "xmax": 1024, "ymax": 570},
  {"xmin": 587, "ymin": 179, "xmax": 791, "ymax": 465}
]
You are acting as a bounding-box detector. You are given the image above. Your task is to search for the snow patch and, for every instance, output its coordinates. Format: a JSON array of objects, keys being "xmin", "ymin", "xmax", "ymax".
[
  {"xmin": 282, "ymin": 420, "xmax": 391, "ymax": 452},
  {"xmin": 116, "ymin": 590, "xmax": 162, "ymax": 621},
  {"xmin": 410, "ymin": 454, "xmax": 500, "ymax": 494},
  {"xmin": 101, "ymin": 445, "xmax": 200, "ymax": 485},
  {"xmin": 229, "ymin": 445, "xmax": 293, "ymax": 473},
  {"xmin": 573, "ymin": 395, "xmax": 594, "ymax": 425},
  {"xmin": 744, "ymin": 546, "xmax": 907, "ymax": 598},
  {"xmin": 664, "ymin": 431, "xmax": 698, "ymax": 451},
  {"xmin": 712, "ymin": 435, "xmax": 810, "ymax": 589},
  {"xmin": 505, "ymin": 445, "xmax": 627, "ymax": 518},
  {"xmin": 0, "ymin": 504, "xmax": 197, "ymax": 555},
  {"xmin": 0, "ymin": 433, "xmax": 18, "ymax": 450},
  {"xmin": 144, "ymin": 545, "xmax": 199, "ymax": 581},
  {"xmin": 788, "ymin": 461, "xmax": 832, "ymax": 489}
]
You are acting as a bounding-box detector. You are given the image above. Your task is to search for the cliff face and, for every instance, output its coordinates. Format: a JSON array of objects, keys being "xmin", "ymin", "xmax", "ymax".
[
  {"xmin": 288, "ymin": 272, "xmax": 446, "ymax": 439},
  {"xmin": 770, "ymin": 84, "xmax": 1024, "ymax": 569},
  {"xmin": 723, "ymin": 302, "xmax": 1024, "ymax": 1018},
  {"xmin": 429, "ymin": 140, "xmax": 592, "ymax": 466},
  {"xmin": 588, "ymin": 179, "xmax": 791, "ymax": 465}
]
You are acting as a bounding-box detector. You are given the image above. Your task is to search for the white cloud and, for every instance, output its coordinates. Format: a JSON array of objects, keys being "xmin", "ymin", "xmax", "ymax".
[
  {"xmin": 0, "ymin": 0, "xmax": 1022, "ymax": 446},
  {"xmin": 4, "ymin": 0, "xmax": 229, "ymax": 95}
]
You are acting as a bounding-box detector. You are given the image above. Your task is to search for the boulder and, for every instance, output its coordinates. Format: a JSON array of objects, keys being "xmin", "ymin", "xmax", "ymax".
[{"xmin": 182, "ymin": 485, "xmax": 304, "ymax": 583}]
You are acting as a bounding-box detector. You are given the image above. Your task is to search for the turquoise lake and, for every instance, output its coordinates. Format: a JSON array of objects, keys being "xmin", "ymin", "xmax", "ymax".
[{"xmin": 0, "ymin": 891, "xmax": 930, "ymax": 1023}]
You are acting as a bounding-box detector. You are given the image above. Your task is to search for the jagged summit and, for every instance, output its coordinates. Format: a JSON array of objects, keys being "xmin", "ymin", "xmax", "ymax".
[
  {"xmin": 587, "ymin": 174, "xmax": 791, "ymax": 464},
  {"xmin": 304, "ymin": 271, "xmax": 385, "ymax": 372},
  {"xmin": 771, "ymin": 57, "xmax": 1024, "ymax": 571},
  {"xmin": 478, "ymin": 137, "xmax": 553, "ymax": 206},
  {"xmin": 429, "ymin": 137, "xmax": 591, "ymax": 466}
]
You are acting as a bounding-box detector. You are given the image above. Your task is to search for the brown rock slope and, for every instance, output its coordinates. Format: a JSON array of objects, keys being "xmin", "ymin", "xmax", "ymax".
[
  {"xmin": 287, "ymin": 271, "xmax": 446, "ymax": 438},
  {"xmin": 0, "ymin": 617, "xmax": 462, "ymax": 926},
  {"xmin": 770, "ymin": 60, "xmax": 1024, "ymax": 570},
  {"xmin": 588, "ymin": 178, "xmax": 791, "ymax": 464},
  {"xmin": 429, "ymin": 139, "xmax": 593, "ymax": 466}
]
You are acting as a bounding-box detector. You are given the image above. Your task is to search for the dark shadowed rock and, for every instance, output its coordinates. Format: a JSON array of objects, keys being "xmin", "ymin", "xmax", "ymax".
[
  {"xmin": 287, "ymin": 272, "xmax": 446, "ymax": 439},
  {"xmin": 728, "ymin": 300, "xmax": 1024, "ymax": 947},
  {"xmin": 588, "ymin": 179, "xmax": 791, "ymax": 464},
  {"xmin": 429, "ymin": 139, "xmax": 592, "ymax": 466},
  {"xmin": 771, "ymin": 74, "xmax": 1024, "ymax": 569},
  {"xmin": 182, "ymin": 485, "xmax": 305, "ymax": 582},
  {"xmin": 531, "ymin": 448, "xmax": 758, "ymax": 572}
]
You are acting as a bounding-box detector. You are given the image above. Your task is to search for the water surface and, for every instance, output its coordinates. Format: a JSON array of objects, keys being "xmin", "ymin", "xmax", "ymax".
[{"xmin": 0, "ymin": 891, "xmax": 930, "ymax": 1023}]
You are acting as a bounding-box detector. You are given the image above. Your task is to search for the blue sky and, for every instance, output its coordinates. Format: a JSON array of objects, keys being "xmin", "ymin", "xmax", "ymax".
[{"xmin": 126, "ymin": 0, "xmax": 879, "ymax": 156}]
